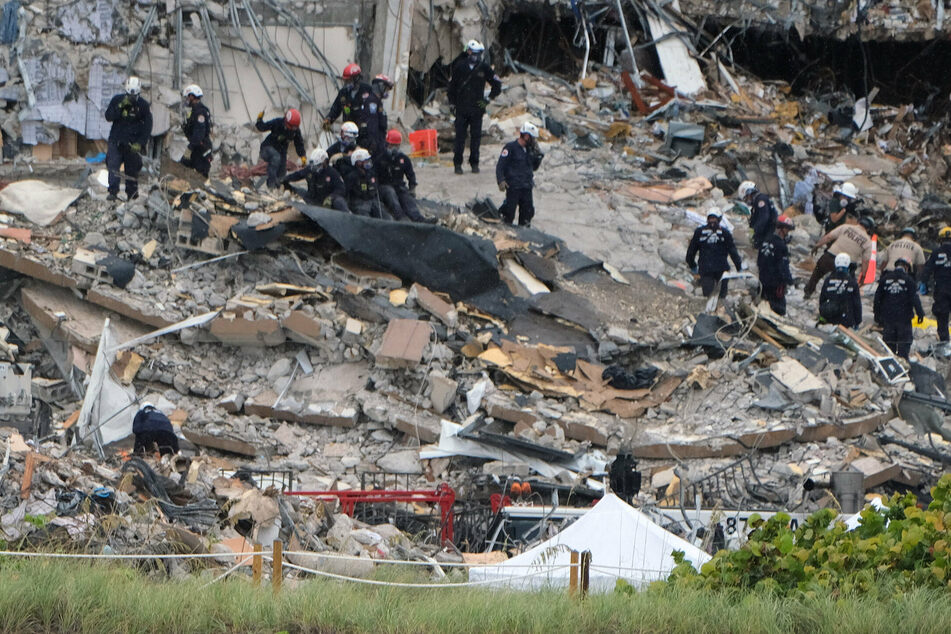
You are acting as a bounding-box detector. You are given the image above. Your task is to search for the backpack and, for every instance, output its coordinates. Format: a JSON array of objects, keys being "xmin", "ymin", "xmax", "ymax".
[{"xmin": 819, "ymin": 287, "xmax": 848, "ymax": 323}]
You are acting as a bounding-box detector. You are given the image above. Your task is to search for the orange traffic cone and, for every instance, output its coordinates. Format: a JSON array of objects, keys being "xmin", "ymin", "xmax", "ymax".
[{"xmin": 862, "ymin": 235, "xmax": 877, "ymax": 285}]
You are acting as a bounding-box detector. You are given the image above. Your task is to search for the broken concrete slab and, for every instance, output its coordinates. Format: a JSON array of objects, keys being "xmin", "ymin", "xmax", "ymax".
[
  {"xmin": 410, "ymin": 283, "xmax": 458, "ymax": 327},
  {"xmin": 375, "ymin": 319, "xmax": 432, "ymax": 369},
  {"xmin": 281, "ymin": 310, "xmax": 323, "ymax": 347},
  {"xmin": 209, "ymin": 311, "xmax": 286, "ymax": 347},
  {"xmin": 376, "ymin": 449, "xmax": 422, "ymax": 474},
  {"xmin": 428, "ymin": 373, "xmax": 457, "ymax": 414}
]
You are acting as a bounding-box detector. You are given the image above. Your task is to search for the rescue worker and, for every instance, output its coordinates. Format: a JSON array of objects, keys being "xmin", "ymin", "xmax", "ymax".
[
  {"xmin": 496, "ymin": 121, "xmax": 544, "ymax": 227},
  {"xmin": 104, "ymin": 76, "xmax": 153, "ymax": 201},
  {"xmin": 327, "ymin": 121, "xmax": 359, "ymax": 178},
  {"xmin": 879, "ymin": 227, "xmax": 925, "ymax": 276},
  {"xmin": 132, "ymin": 403, "xmax": 179, "ymax": 456},
  {"xmin": 345, "ymin": 148, "xmax": 382, "ymax": 218},
  {"xmin": 738, "ymin": 180, "xmax": 777, "ymax": 249},
  {"xmin": 377, "ymin": 129, "xmax": 434, "ymax": 223},
  {"xmin": 179, "ymin": 84, "xmax": 212, "ymax": 177},
  {"xmin": 323, "ymin": 63, "xmax": 372, "ymax": 129},
  {"xmin": 357, "ymin": 74, "xmax": 392, "ymax": 156},
  {"xmin": 255, "ymin": 108, "xmax": 305, "ymax": 189},
  {"xmin": 805, "ymin": 212, "xmax": 874, "ymax": 297},
  {"xmin": 757, "ymin": 214, "xmax": 795, "ymax": 316},
  {"xmin": 874, "ymin": 257, "xmax": 924, "ymax": 359},
  {"xmin": 448, "ymin": 40, "xmax": 502, "ymax": 174},
  {"xmin": 822, "ymin": 182, "xmax": 859, "ymax": 233},
  {"xmin": 282, "ymin": 148, "xmax": 349, "ymax": 212},
  {"xmin": 818, "ymin": 253, "xmax": 862, "ymax": 328},
  {"xmin": 919, "ymin": 226, "xmax": 951, "ymax": 355},
  {"xmin": 685, "ymin": 208, "xmax": 743, "ymax": 298}
]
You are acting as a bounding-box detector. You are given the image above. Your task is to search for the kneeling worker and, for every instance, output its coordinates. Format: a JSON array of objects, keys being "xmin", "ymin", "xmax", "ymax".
[
  {"xmin": 132, "ymin": 403, "xmax": 179, "ymax": 456},
  {"xmin": 377, "ymin": 129, "xmax": 435, "ymax": 223},
  {"xmin": 255, "ymin": 108, "xmax": 305, "ymax": 189},
  {"xmin": 282, "ymin": 148, "xmax": 349, "ymax": 212}
]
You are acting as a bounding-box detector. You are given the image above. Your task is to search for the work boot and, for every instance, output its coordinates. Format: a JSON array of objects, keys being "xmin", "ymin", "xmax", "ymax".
[
  {"xmin": 454, "ymin": 165, "xmax": 464, "ymax": 175},
  {"xmin": 107, "ymin": 192, "xmax": 118, "ymax": 201},
  {"xmin": 421, "ymin": 216, "xmax": 438, "ymax": 224},
  {"xmin": 938, "ymin": 341, "xmax": 951, "ymax": 358},
  {"xmin": 471, "ymin": 165, "xmax": 480, "ymax": 174}
]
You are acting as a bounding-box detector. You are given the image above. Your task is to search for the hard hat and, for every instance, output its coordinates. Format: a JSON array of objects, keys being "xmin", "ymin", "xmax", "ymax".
[
  {"xmin": 351, "ymin": 148, "xmax": 371, "ymax": 165},
  {"xmin": 834, "ymin": 182, "xmax": 858, "ymax": 199},
  {"xmin": 182, "ymin": 84, "xmax": 203, "ymax": 98},
  {"xmin": 466, "ymin": 40, "xmax": 485, "ymax": 53},
  {"xmin": 894, "ymin": 257, "xmax": 911, "ymax": 270},
  {"xmin": 706, "ymin": 208, "xmax": 723, "ymax": 219},
  {"xmin": 342, "ymin": 63, "xmax": 362, "ymax": 80},
  {"xmin": 124, "ymin": 76, "xmax": 141, "ymax": 95},
  {"xmin": 940, "ymin": 226, "xmax": 951, "ymax": 239},
  {"xmin": 834, "ymin": 252, "xmax": 851, "ymax": 269},
  {"xmin": 386, "ymin": 129, "xmax": 402, "ymax": 145},
  {"xmin": 859, "ymin": 216, "xmax": 874, "ymax": 232},
  {"xmin": 519, "ymin": 121, "xmax": 539, "ymax": 138},
  {"xmin": 776, "ymin": 214, "xmax": 794, "ymax": 229},
  {"xmin": 737, "ymin": 180, "xmax": 756, "ymax": 198},
  {"xmin": 900, "ymin": 227, "xmax": 916, "ymax": 237},
  {"xmin": 139, "ymin": 401, "xmax": 154, "ymax": 411},
  {"xmin": 373, "ymin": 74, "xmax": 394, "ymax": 88},
  {"xmin": 309, "ymin": 148, "xmax": 328, "ymax": 164},
  {"xmin": 341, "ymin": 121, "xmax": 359, "ymax": 138},
  {"xmin": 284, "ymin": 108, "xmax": 301, "ymax": 129}
]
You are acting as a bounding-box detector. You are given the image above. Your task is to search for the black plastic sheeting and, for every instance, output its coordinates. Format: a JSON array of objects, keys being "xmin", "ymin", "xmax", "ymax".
[
  {"xmin": 232, "ymin": 220, "xmax": 286, "ymax": 250},
  {"xmin": 96, "ymin": 254, "xmax": 135, "ymax": 289},
  {"xmin": 299, "ymin": 204, "xmax": 524, "ymax": 318}
]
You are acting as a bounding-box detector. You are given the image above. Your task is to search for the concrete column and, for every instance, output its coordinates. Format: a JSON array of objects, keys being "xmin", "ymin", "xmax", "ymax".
[{"xmin": 371, "ymin": 0, "xmax": 415, "ymax": 118}]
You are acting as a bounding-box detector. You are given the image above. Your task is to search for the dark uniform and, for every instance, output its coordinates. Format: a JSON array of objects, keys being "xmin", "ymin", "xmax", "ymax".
[
  {"xmin": 818, "ymin": 269, "xmax": 862, "ymax": 328},
  {"xmin": 345, "ymin": 165, "xmax": 382, "ymax": 218},
  {"xmin": 357, "ymin": 91, "xmax": 387, "ymax": 157},
  {"xmin": 181, "ymin": 101, "xmax": 212, "ymax": 177},
  {"xmin": 920, "ymin": 242, "xmax": 951, "ymax": 343},
  {"xmin": 327, "ymin": 81, "xmax": 372, "ymax": 126},
  {"xmin": 757, "ymin": 233, "xmax": 794, "ymax": 315},
  {"xmin": 256, "ymin": 117, "xmax": 305, "ymax": 188},
  {"xmin": 283, "ymin": 165, "xmax": 348, "ymax": 212},
  {"xmin": 132, "ymin": 406, "xmax": 179, "ymax": 456},
  {"xmin": 104, "ymin": 93, "xmax": 152, "ymax": 199},
  {"xmin": 326, "ymin": 139, "xmax": 357, "ymax": 179},
  {"xmin": 749, "ymin": 191, "xmax": 777, "ymax": 249},
  {"xmin": 822, "ymin": 197, "xmax": 856, "ymax": 233},
  {"xmin": 448, "ymin": 57, "xmax": 502, "ymax": 170},
  {"xmin": 377, "ymin": 148, "xmax": 426, "ymax": 222},
  {"xmin": 686, "ymin": 224, "xmax": 742, "ymax": 298},
  {"xmin": 496, "ymin": 139, "xmax": 543, "ymax": 226},
  {"xmin": 874, "ymin": 267, "xmax": 924, "ymax": 359}
]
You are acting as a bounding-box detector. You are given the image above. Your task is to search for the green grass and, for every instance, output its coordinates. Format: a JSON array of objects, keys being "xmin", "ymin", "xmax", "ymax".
[{"xmin": 2, "ymin": 558, "xmax": 951, "ymax": 633}]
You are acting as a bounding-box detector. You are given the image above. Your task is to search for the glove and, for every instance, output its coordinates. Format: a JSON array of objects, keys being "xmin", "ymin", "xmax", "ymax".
[
  {"xmin": 498, "ymin": 181, "xmax": 507, "ymax": 192},
  {"xmin": 409, "ymin": 186, "xmax": 416, "ymax": 197},
  {"xmin": 281, "ymin": 180, "xmax": 292, "ymax": 190},
  {"xmin": 129, "ymin": 142, "xmax": 142, "ymax": 153},
  {"xmin": 300, "ymin": 156, "xmax": 307, "ymax": 166},
  {"xmin": 919, "ymin": 282, "xmax": 928, "ymax": 295},
  {"xmin": 256, "ymin": 110, "xmax": 265, "ymax": 120},
  {"xmin": 449, "ymin": 105, "xmax": 456, "ymax": 117},
  {"xmin": 477, "ymin": 99, "xmax": 489, "ymax": 111},
  {"xmin": 690, "ymin": 265, "xmax": 699, "ymax": 275},
  {"xmin": 917, "ymin": 315, "xmax": 925, "ymax": 325},
  {"xmin": 322, "ymin": 118, "xmax": 333, "ymax": 131}
]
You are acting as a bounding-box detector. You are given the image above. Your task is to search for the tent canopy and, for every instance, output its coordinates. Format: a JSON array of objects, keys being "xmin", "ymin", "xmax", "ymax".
[{"xmin": 468, "ymin": 494, "xmax": 711, "ymax": 592}]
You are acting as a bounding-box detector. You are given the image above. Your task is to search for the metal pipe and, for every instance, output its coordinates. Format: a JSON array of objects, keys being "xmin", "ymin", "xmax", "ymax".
[
  {"xmin": 579, "ymin": 10, "xmax": 591, "ymax": 81},
  {"xmin": 615, "ymin": 0, "xmax": 642, "ymax": 86}
]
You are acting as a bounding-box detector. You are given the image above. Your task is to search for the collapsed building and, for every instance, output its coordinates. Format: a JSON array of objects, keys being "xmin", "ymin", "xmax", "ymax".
[{"xmin": 1, "ymin": 0, "xmax": 951, "ymax": 577}]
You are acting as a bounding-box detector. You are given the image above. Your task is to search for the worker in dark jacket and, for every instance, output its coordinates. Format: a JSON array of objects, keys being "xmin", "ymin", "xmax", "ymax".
[
  {"xmin": 255, "ymin": 108, "xmax": 305, "ymax": 188},
  {"xmin": 327, "ymin": 121, "xmax": 359, "ymax": 180},
  {"xmin": 821, "ymin": 182, "xmax": 859, "ymax": 233},
  {"xmin": 377, "ymin": 129, "xmax": 434, "ymax": 223},
  {"xmin": 874, "ymin": 258, "xmax": 924, "ymax": 359},
  {"xmin": 920, "ymin": 226, "xmax": 951, "ymax": 356},
  {"xmin": 283, "ymin": 148, "xmax": 348, "ymax": 212},
  {"xmin": 738, "ymin": 180, "xmax": 777, "ymax": 249},
  {"xmin": 132, "ymin": 403, "xmax": 179, "ymax": 456},
  {"xmin": 448, "ymin": 40, "xmax": 502, "ymax": 174},
  {"xmin": 179, "ymin": 84, "xmax": 212, "ymax": 177},
  {"xmin": 686, "ymin": 207, "xmax": 743, "ymax": 298},
  {"xmin": 323, "ymin": 63, "xmax": 372, "ymax": 129},
  {"xmin": 496, "ymin": 121, "xmax": 544, "ymax": 227},
  {"xmin": 356, "ymin": 74, "xmax": 392, "ymax": 156},
  {"xmin": 104, "ymin": 76, "xmax": 153, "ymax": 201},
  {"xmin": 345, "ymin": 148, "xmax": 382, "ymax": 218},
  {"xmin": 818, "ymin": 253, "xmax": 862, "ymax": 328},
  {"xmin": 757, "ymin": 214, "xmax": 795, "ymax": 315}
]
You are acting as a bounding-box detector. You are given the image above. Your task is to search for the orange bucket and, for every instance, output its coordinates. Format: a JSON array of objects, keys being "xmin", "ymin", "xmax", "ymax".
[{"xmin": 408, "ymin": 129, "xmax": 438, "ymax": 158}]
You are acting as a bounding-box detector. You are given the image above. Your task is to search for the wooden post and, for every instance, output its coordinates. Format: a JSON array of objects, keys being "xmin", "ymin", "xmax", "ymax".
[
  {"xmin": 252, "ymin": 543, "xmax": 263, "ymax": 586},
  {"xmin": 580, "ymin": 551, "xmax": 591, "ymax": 599},
  {"xmin": 568, "ymin": 550, "xmax": 579, "ymax": 595},
  {"xmin": 272, "ymin": 540, "xmax": 283, "ymax": 593},
  {"xmin": 21, "ymin": 452, "xmax": 35, "ymax": 500}
]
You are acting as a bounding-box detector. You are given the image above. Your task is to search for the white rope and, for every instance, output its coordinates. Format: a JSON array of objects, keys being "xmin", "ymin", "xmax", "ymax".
[
  {"xmin": 199, "ymin": 554, "xmax": 257, "ymax": 588},
  {"xmin": 279, "ymin": 551, "xmax": 569, "ymax": 569},
  {"xmin": 0, "ymin": 550, "xmax": 272, "ymax": 560}
]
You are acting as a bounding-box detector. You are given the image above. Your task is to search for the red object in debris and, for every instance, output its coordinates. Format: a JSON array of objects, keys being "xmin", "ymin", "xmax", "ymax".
[
  {"xmin": 285, "ymin": 483, "xmax": 456, "ymax": 545},
  {"xmin": 489, "ymin": 493, "xmax": 513, "ymax": 514},
  {"xmin": 408, "ymin": 129, "xmax": 437, "ymax": 158}
]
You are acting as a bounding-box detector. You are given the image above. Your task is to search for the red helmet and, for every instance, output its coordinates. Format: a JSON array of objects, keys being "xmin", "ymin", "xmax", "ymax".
[
  {"xmin": 374, "ymin": 74, "xmax": 394, "ymax": 88},
  {"xmin": 284, "ymin": 108, "xmax": 301, "ymax": 129},
  {"xmin": 777, "ymin": 214, "xmax": 795, "ymax": 229},
  {"xmin": 386, "ymin": 129, "xmax": 402, "ymax": 145},
  {"xmin": 342, "ymin": 63, "xmax": 362, "ymax": 80}
]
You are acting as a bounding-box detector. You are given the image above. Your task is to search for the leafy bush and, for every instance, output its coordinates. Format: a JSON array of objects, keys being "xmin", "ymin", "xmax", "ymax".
[{"xmin": 660, "ymin": 474, "xmax": 951, "ymax": 596}]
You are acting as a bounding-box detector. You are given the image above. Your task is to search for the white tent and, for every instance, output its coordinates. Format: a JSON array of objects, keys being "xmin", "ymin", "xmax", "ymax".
[{"xmin": 468, "ymin": 494, "xmax": 711, "ymax": 592}]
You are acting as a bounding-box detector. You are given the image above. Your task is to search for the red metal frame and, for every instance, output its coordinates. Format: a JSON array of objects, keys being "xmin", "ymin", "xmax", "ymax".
[{"xmin": 284, "ymin": 483, "xmax": 456, "ymax": 545}]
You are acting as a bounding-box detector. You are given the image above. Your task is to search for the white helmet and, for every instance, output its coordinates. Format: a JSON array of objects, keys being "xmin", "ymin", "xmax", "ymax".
[
  {"xmin": 351, "ymin": 148, "xmax": 371, "ymax": 165},
  {"xmin": 519, "ymin": 121, "xmax": 539, "ymax": 138},
  {"xmin": 182, "ymin": 84, "xmax": 203, "ymax": 98},
  {"xmin": 309, "ymin": 148, "xmax": 328, "ymax": 164},
  {"xmin": 737, "ymin": 180, "xmax": 756, "ymax": 198},
  {"xmin": 834, "ymin": 182, "xmax": 858, "ymax": 199},
  {"xmin": 706, "ymin": 208, "xmax": 723, "ymax": 219},
  {"xmin": 466, "ymin": 40, "xmax": 485, "ymax": 53},
  {"xmin": 124, "ymin": 76, "xmax": 141, "ymax": 95},
  {"xmin": 834, "ymin": 252, "xmax": 851, "ymax": 268},
  {"xmin": 341, "ymin": 121, "xmax": 359, "ymax": 139}
]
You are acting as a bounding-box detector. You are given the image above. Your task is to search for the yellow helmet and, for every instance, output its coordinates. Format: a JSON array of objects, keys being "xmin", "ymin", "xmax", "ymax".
[{"xmin": 940, "ymin": 226, "xmax": 951, "ymax": 239}]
